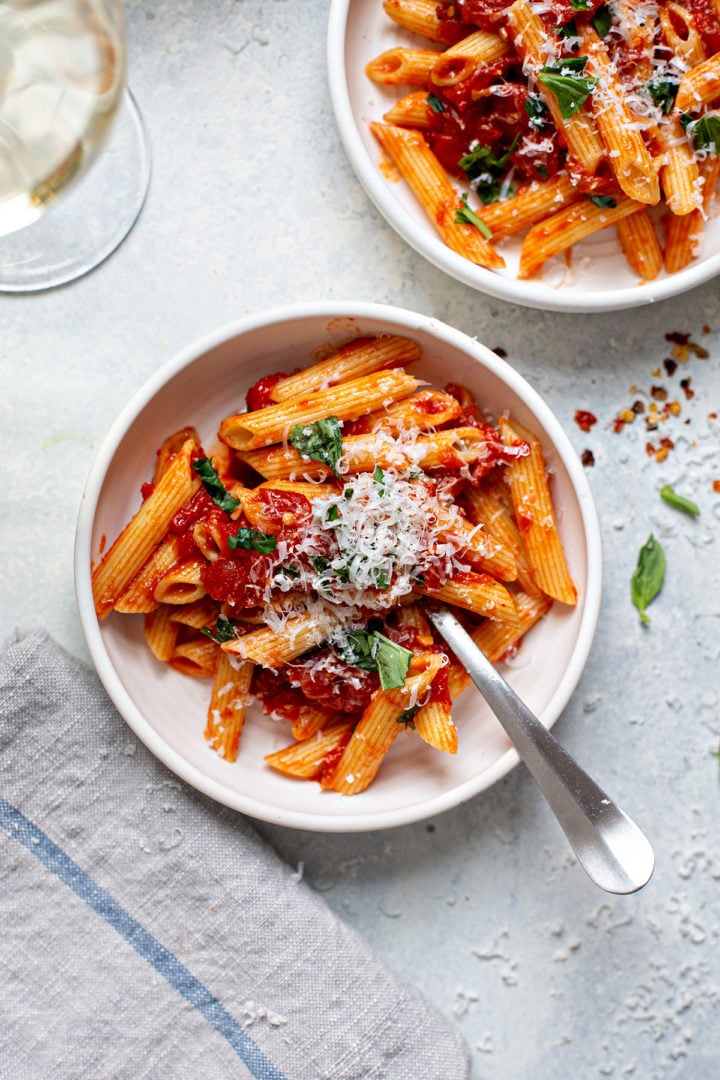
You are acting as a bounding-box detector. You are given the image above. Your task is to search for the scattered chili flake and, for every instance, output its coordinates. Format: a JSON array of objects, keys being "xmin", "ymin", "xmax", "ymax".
[
  {"xmin": 574, "ymin": 409, "xmax": 597, "ymax": 432},
  {"xmin": 494, "ymin": 346, "xmax": 508, "ymax": 358},
  {"xmin": 680, "ymin": 377, "xmax": 694, "ymax": 399},
  {"xmin": 581, "ymin": 449, "xmax": 595, "ymax": 467},
  {"xmin": 651, "ymin": 385, "xmax": 668, "ymax": 401},
  {"xmin": 665, "ymin": 331, "xmax": 690, "ymax": 345},
  {"xmin": 664, "ymin": 358, "xmax": 678, "ymax": 377},
  {"xmin": 714, "ymin": 480, "xmax": 720, "ymax": 492}
]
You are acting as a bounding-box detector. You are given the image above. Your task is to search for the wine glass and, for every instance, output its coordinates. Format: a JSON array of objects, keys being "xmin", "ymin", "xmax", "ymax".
[{"xmin": 0, "ymin": 0, "xmax": 151, "ymax": 292}]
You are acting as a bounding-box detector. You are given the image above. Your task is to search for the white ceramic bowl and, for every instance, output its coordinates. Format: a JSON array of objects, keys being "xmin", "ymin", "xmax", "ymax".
[
  {"xmin": 327, "ymin": 0, "xmax": 720, "ymax": 313},
  {"xmin": 75, "ymin": 301, "xmax": 602, "ymax": 831}
]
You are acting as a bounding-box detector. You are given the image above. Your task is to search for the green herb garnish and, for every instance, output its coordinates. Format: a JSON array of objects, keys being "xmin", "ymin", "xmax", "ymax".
[
  {"xmin": 592, "ymin": 4, "xmax": 613, "ymax": 36},
  {"xmin": 587, "ymin": 194, "xmax": 618, "ymax": 208},
  {"xmin": 525, "ymin": 93, "xmax": 549, "ymax": 130},
  {"xmin": 644, "ymin": 74, "xmax": 679, "ymax": 115},
  {"xmin": 397, "ymin": 705, "xmax": 419, "ymax": 727},
  {"xmin": 455, "ymin": 193, "xmax": 493, "ymax": 237},
  {"xmin": 228, "ymin": 526, "xmax": 277, "ymax": 554},
  {"xmin": 570, "ymin": 0, "xmax": 592, "ymax": 10},
  {"xmin": 289, "ymin": 416, "xmax": 343, "ymax": 477},
  {"xmin": 458, "ymin": 136, "xmax": 519, "ymax": 205},
  {"xmin": 326, "ymin": 504, "xmax": 341, "ymax": 523},
  {"xmin": 340, "ymin": 631, "xmax": 413, "ymax": 689},
  {"xmin": 631, "ymin": 533, "xmax": 666, "ymax": 625},
  {"xmin": 538, "ymin": 58, "xmax": 597, "ymax": 119},
  {"xmin": 660, "ymin": 484, "xmax": 700, "ymax": 516},
  {"xmin": 201, "ymin": 614, "xmax": 238, "ymax": 643},
  {"xmin": 192, "ymin": 457, "xmax": 240, "ymax": 513},
  {"xmin": 685, "ymin": 114, "xmax": 720, "ymax": 154},
  {"xmin": 427, "ymin": 92, "xmax": 444, "ymax": 114}
]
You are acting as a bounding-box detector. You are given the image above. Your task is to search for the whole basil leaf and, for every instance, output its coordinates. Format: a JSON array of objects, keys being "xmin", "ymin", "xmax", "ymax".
[
  {"xmin": 631, "ymin": 534, "xmax": 666, "ymax": 624},
  {"xmin": 289, "ymin": 416, "xmax": 343, "ymax": 476}
]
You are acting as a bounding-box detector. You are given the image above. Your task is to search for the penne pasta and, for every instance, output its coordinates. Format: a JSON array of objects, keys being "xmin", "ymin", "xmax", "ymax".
[
  {"xmin": 95, "ymin": 336, "xmax": 575, "ymax": 792},
  {"xmin": 219, "ymin": 369, "xmax": 421, "ymax": 450}
]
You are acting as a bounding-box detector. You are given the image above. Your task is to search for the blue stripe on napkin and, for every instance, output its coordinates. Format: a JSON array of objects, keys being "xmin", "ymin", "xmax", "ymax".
[{"xmin": 0, "ymin": 797, "xmax": 287, "ymax": 1080}]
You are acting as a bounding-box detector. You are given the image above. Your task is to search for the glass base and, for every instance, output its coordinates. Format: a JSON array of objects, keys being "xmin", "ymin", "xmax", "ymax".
[{"xmin": 0, "ymin": 88, "xmax": 151, "ymax": 293}]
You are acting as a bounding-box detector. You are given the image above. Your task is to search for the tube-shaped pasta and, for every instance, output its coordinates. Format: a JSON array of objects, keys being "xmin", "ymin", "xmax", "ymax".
[
  {"xmin": 660, "ymin": 114, "xmax": 702, "ymax": 215},
  {"xmin": 417, "ymin": 571, "xmax": 519, "ymax": 624},
  {"xmin": 219, "ymin": 370, "xmax": 421, "ymax": 450},
  {"xmin": 92, "ymin": 438, "xmax": 201, "ymax": 619},
  {"xmin": 222, "ymin": 611, "xmax": 343, "ymax": 667},
  {"xmin": 383, "ymin": 90, "xmax": 434, "ymax": 129},
  {"xmin": 477, "ymin": 173, "xmax": 579, "ymax": 240},
  {"xmin": 499, "ymin": 418, "xmax": 577, "ymax": 606},
  {"xmin": 153, "ymin": 559, "xmax": 207, "ymax": 605},
  {"xmin": 519, "ymin": 195, "xmax": 644, "ymax": 278},
  {"xmin": 328, "ymin": 654, "xmax": 444, "ymax": 794},
  {"xmin": 365, "ymin": 47, "xmax": 440, "ymax": 87},
  {"xmin": 265, "ymin": 718, "xmax": 356, "ymax": 780},
  {"xmin": 169, "ymin": 638, "xmax": 218, "ymax": 678},
  {"xmin": 579, "ymin": 27, "xmax": 660, "ymax": 205},
  {"xmin": 143, "ymin": 605, "xmax": 180, "ymax": 662},
  {"xmin": 676, "ymin": 53, "xmax": 720, "ymax": 111},
  {"xmin": 615, "ymin": 209, "xmax": 664, "ymax": 280},
  {"xmin": 240, "ymin": 426, "xmax": 505, "ymax": 482},
  {"xmin": 414, "ymin": 699, "xmax": 458, "ymax": 753},
  {"xmin": 659, "ymin": 3, "xmax": 707, "ymax": 67},
  {"xmin": 431, "ymin": 30, "xmax": 510, "ymax": 87},
  {"xmin": 382, "ymin": 0, "xmax": 445, "ymax": 40},
  {"xmin": 205, "ymin": 652, "xmax": 254, "ymax": 762},
  {"xmin": 369, "ymin": 122, "xmax": 505, "ymax": 267},
  {"xmin": 506, "ymin": 0, "xmax": 606, "ymax": 176},
  {"xmin": 269, "ymin": 335, "xmax": 420, "ymax": 402}
]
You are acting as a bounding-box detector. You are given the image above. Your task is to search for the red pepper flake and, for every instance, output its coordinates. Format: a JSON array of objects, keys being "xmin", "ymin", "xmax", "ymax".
[
  {"xmin": 680, "ymin": 378, "xmax": 694, "ymax": 400},
  {"xmin": 574, "ymin": 409, "xmax": 597, "ymax": 432},
  {"xmin": 665, "ymin": 331, "xmax": 690, "ymax": 345},
  {"xmin": 714, "ymin": 480, "xmax": 720, "ymax": 492},
  {"xmin": 581, "ymin": 449, "xmax": 595, "ymax": 467},
  {"xmin": 650, "ymin": 385, "xmax": 668, "ymax": 401},
  {"xmin": 663, "ymin": 358, "xmax": 678, "ymax": 377},
  {"xmin": 710, "ymin": 412, "xmax": 718, "ymax": 420},
  {"xmin": 494, "ymin": 346, "xmax": 508, "ymax": 358}
]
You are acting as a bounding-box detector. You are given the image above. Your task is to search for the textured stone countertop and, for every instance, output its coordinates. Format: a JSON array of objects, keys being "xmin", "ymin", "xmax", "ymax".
[{"xmin": 1, "ymin": 3, "xmax": 719, "ymax": 1077}]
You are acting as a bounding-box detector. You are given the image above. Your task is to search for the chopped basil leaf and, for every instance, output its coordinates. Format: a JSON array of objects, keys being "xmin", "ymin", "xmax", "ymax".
[
  {"xmin": 570, "ymin": 0, "xmax": 592, "ymax": 10},
  {"xmin": 660, "ymin": 484, "xmax": 700, "ymax": 517},
  {"xmin": 458, "ymin": 136, "xmax": 519, "ymax": 205},
  {"xmin": 192, "ymin": 457, "xmax": 240, "ymax": 513},
  {"xmin": 524, "ymin": 93, "xmax": 549, "ymax": 130},
  {"xmin": 397, "ymin": 705, "xmax": 418, "ymax": 727},
  {"xmin": 686, "ymin": 113, "xmax": 720, "ymax": 154},
  {"xmin": 427, "ymin": 92, "xmax": 444, "ymax": 114},
  {"xmin": 373, "ymin": 567, "xmax": 391, "ymax": 590},
  {"xmin": 455, "ymin": 193, "xmax": 493, "ymax": 237},
  {"xmin": 201, "ymin": 614, "xmax": 238, "ymax": 643},
  {"xmin": 310, "ymin": 555, "xmax": 329, "ymax": 575},
  {"xmin": 558, "ymin": 18, "xmax": 578, "ymax": 37},
  {"xmin": 326, "ymin": 504, "xmax": 341, "ymax": 522},
  {"xmin": 644, "ymin": 75, "xmax": 679, "ymax": 115},
  {"xmin": 592, "ymin": 4, "xmax": 613, "ymax": 36},
  {"xmin": 536, "ymin": 164, "xmax": 549, "ymax": 179},
  {"xmin": 373, "ymin": 464, "xmax": 385, "ymax": 490},
  {"xmin": 228, "ymin": 526, "xmax": 277, "ymax": 554},
  {"xmin": 374, "ymin": 634, "xmax": 413, "ymax": 690},
  {"xmin": 343, "ymin": 487, "xmax": 354, "ymax": 500},
  {"xmin": 289, "ymin": 416, "xmax": 343, "ymax": 477},
  {"xmin": 631, "ymin": 533, "xmax": 666, "ymax": 625},
  {"xmin": 340, "ymin": 630, "xmax": 412, "ymax": 689},
  {"xmin": 587, "ymin": 194, "xmax": 618, "ymax": 208},
  {"xmin": 275, "ymin": 564, "xmax": 300, "ymax": 577},
  {"xmin": 539, "ymin": 60, "xmax": 597, "ymax": 119}
]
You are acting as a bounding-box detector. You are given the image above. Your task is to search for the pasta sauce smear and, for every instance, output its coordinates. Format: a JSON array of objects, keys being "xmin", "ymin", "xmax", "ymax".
[{"xmin": 91, "ymin": 334, "xmax": 577, "ymax": 795}]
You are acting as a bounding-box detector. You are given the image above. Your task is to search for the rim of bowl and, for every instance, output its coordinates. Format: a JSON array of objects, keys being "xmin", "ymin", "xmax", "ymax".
[
  {"xmin": 75, "ymin": 300, "xmax": 603, "ymax": 831},
  {"xmin": 325, "ymin": 0, "xmax": 720, "ymax": 314}
]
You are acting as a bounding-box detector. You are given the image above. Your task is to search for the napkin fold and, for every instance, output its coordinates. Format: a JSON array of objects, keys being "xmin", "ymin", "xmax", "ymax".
[{"xmin": 0, "ymin": 630, "xmax": 471, "ymax": 1080}]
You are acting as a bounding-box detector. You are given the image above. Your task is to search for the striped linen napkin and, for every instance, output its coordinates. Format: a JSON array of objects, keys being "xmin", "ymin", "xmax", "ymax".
[{"xmin": 0, "ymin": 629, "xmax": 471, "ymax": 1080}]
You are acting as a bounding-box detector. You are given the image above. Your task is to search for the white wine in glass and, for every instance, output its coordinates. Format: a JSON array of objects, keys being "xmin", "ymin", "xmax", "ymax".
[{"xmin": 0, "ymin": 0, "xmax": 150, "ymax": 291}]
